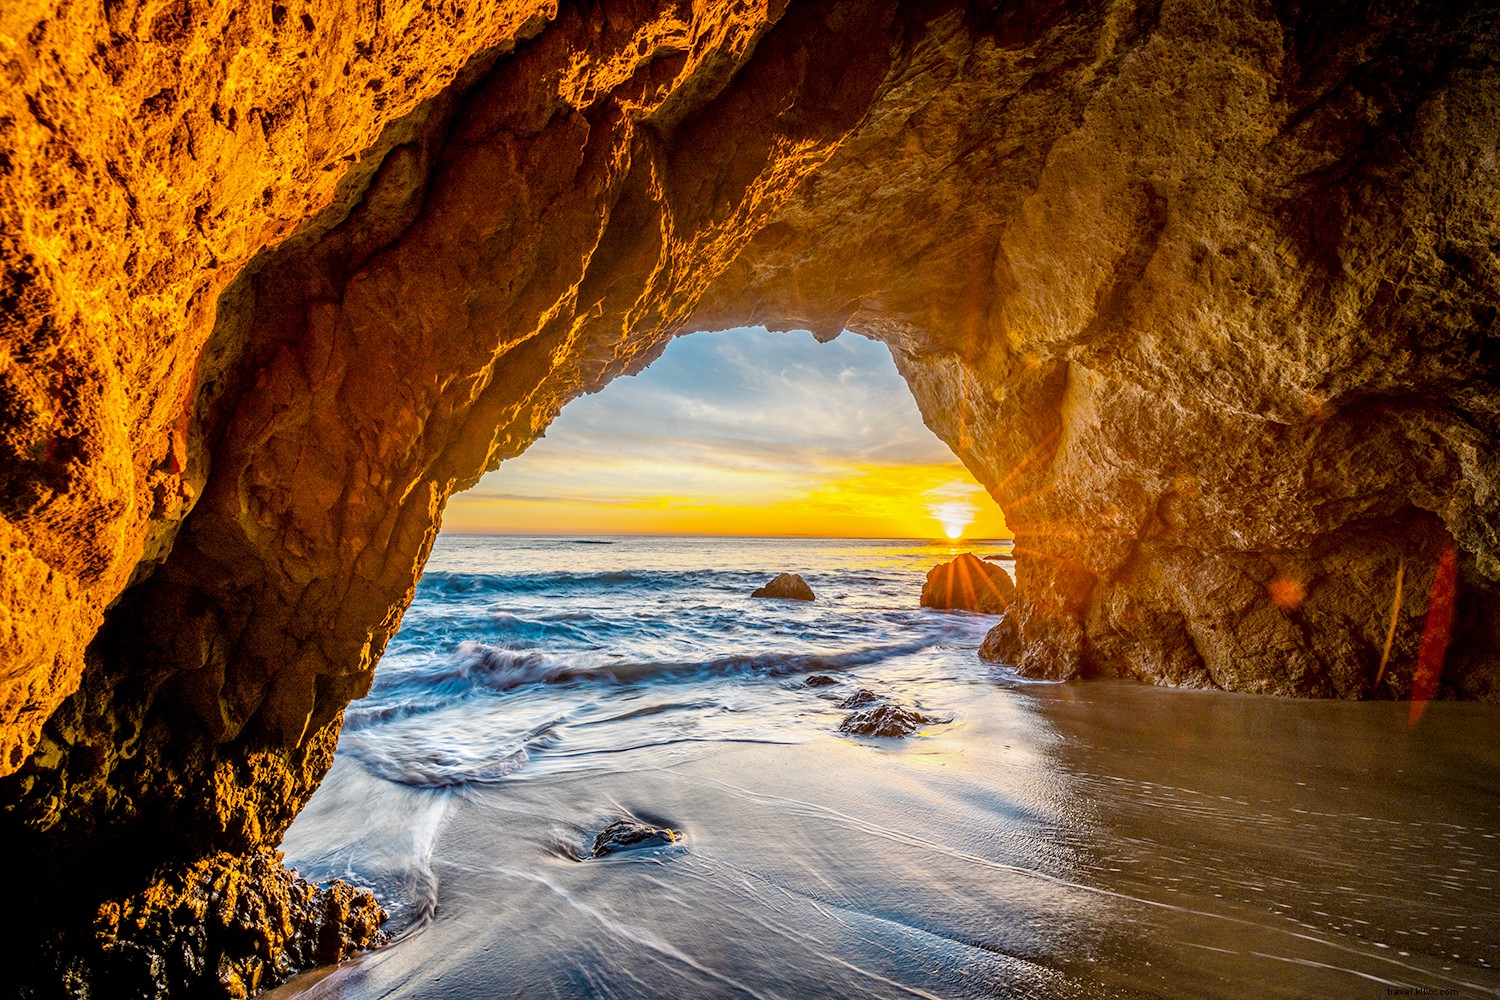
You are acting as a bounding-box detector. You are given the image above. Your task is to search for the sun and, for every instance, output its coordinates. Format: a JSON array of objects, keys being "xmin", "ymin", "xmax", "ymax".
[{"xmin": 942, "ymin": 523, "xmax": 964, "ymax": 539}]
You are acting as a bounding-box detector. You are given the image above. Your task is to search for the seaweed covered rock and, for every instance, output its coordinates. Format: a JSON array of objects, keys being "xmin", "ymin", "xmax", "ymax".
[{"xmin": 33, "ymin": 850, "xmax": 387, "ymax": 1000}]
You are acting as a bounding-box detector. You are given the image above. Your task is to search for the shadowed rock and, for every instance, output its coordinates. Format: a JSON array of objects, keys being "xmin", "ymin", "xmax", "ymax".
[
  {"xmin": 837, "ymin": 688, "xmax": 885, "ymax": 709},
  {"xmin": 803, "ymin": 673, "xmax": 840, "ymax": 687},
  {"xmin": 838, "ymin": 702, "xmax": 948, "ymax": 739},
  {"xmin": 979, "ymin": 603, "xmax": 1083, "ymax": 682},
  {"xmin": 752, "ymin": 573, "xmax": 816, "ymax": 601},
  {"xmin": 591, "ymin": 820, "xmax": 679, "ymax": 858},
  {"xmin": 51, "ymin": 850, "xmax": 387, "ymax": 999},
  {"xmin": 921, "ymin": 554, "xmax": 1015, "ymax": 614}
]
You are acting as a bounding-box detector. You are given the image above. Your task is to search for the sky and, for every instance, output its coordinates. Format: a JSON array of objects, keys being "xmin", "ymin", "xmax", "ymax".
[{"xmin": 442, "ymin": 327, "xmax": 1011, "ymax": 539}]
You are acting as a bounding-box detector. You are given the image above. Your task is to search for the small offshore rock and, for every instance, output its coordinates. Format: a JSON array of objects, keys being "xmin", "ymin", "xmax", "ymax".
[
  {"xmin": 837, "ymin": 688, "xmax": 885, "ymax": 709},
  {"xmin": 752, "ymin": 572, "xmax": 815, "ymax": 601},
  {"xmin": 838, "ymin": 702, "xmax": 946, "ymax": 738},
  {"xmin": 803, "ymin": 673, "xmax": 840, "ymax": 687},
  {"xmin": 591, "ymin": 820, "xmax": 679, "ymax": 858},
  {"xmin": 920, "ymin": 554, "xmax": 1015, "ymax": 614}
]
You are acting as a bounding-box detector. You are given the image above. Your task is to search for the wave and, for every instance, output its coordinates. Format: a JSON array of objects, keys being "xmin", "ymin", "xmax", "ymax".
[
  {"xmin": 419, "ymin": 569, "xmax": 650, "ymax": 596},
  {"xmin": 431, "ymin": 636, "xmax": 938, "ymax": 692},
  {"xmin": 610, "ymin": 638, "xmax": 944, "ymax": 684},
  {"xmin": 348, "ymin": 645, "xmax": 588, "ymax": 723},
  {"xmin": 487, "ymin": 611, "xmax": 594, "ymax": 643},
  {"xmin": 344, "ymin": 719, "xmax": 563, "ymax": 789},
  {"xmin": 414, "ymin": 567, "xmax": 791, "ymax": 600}
]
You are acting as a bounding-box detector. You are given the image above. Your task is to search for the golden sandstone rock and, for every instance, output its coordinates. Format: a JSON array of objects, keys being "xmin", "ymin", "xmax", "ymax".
[
  {"xmin": 2, "ymin": 1, "xmax": 1498, "ymax": 993},
  {"xmin": 921, "ymin": 554, "xmax": 1015, "ymax": 615}
]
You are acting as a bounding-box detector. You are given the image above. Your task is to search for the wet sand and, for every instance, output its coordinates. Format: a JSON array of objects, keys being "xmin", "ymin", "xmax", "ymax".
[{"xmin": 271, "ymin": 674, "xmax": 1500, "ymax": 999}]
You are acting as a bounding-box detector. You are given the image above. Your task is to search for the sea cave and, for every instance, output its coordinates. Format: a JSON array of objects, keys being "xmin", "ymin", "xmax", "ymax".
[{"xmin": 1, "ymin": 1, "xmax": 1498, "ymax": 996}]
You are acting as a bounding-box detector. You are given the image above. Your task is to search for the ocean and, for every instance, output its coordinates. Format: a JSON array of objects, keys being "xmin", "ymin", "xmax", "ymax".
[{"xmin": 271, "ymin": 534, "xmax": 1500, "ymax": 999}]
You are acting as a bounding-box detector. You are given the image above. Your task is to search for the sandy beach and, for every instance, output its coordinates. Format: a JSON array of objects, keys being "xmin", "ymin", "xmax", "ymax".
[{"xmin": 267, "ymin": 537, "xmax": 1500, "ymax": 999}]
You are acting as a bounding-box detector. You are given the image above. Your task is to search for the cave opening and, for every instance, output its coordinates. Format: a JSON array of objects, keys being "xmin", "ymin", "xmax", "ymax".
[
  {"xmin": 3, "ymin": 0, "xmax": 1499, "ymax": 994},
  {"xmin": 272, "ymin": 322, "xmax": 1026, "ymax": 952},
  {"xmin": 442, "ymin": 325, "xmax": 1011, "ymax": 541}
]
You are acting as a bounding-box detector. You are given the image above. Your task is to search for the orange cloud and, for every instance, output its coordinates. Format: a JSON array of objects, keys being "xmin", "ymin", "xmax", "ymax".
[
  {"xmin": 444, "ymin": 461, "xmax": 1011, "ymax": 538},
  {"xmin": 440, "ymin": 328, "xmax": 1013, "ymax": 539}
]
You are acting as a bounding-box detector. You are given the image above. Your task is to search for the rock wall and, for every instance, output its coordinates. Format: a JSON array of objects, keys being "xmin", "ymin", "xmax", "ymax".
[
  {"xmin": 693, "ymin": 1, "xmax": 1500, "ymax": 699},
  {"xmin": 1, "ymin": 0, "xmax": 1497, "ymax": 994}
]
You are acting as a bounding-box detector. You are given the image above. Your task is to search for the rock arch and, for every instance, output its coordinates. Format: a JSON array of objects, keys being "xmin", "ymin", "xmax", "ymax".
[{"xmin": 2, "ymin": 0, "xmax": 1498, "ymax": 992}]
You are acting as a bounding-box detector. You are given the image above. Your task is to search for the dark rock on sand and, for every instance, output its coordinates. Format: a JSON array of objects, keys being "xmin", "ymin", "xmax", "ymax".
[
  {"xmin": 838, "ymin": 702, "xmax": 947, "ymax": 738},
  {"xmin": 920, "ymin": 554, "xmax": 1015, "ymax": 614},
  {"xmin": 752, "ymin": 573, "xmax": 816, "ymax": 601},
  {"xmin": 803, "ymin": 673, "xmax": 840, "ymax": 687},
  {"xmin": 591, "ymin": 820, "xmax": 679, "ymax": 858},
  {"xmin": 837, "ymin": 688, "xmax": 885, "ymax": 709}
]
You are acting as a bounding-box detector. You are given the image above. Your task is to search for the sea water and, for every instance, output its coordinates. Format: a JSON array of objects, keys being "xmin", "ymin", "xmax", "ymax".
[{"xmin": 272, "ymin": 534, "xmax": 1500, "ymax": 999}]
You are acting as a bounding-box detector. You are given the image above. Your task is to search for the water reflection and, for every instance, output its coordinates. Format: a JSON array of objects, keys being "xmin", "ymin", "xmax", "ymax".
[
  {"xmin": 1026, "ymin": 682, "xmax": 1500, "ymax": 997},
  {"xmin": 268, "ymin": 536, "xmax": 1499, "ymax": 999},
  {"xmin": 272, "ymin": 677, "xmax": 1500, "ymax": 999}
]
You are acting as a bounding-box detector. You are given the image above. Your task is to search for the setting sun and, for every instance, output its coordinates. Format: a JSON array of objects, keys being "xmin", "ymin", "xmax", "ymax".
[{"xmin": 443, "ymin": 329, "xmax": 1011, "ymax": 539}]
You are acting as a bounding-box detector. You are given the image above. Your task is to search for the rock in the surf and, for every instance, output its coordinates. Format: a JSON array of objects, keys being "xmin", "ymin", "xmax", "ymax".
[
  {"xmin": 591, "ymin": 820, "xmax": 679, "ymax": 858},
  {"xmin": 838, "ymin": 702, "xmax": 945, "ymax": 738},
  {"xmin": 920, "ymin": 554, "xmax": 1014, "ymax": 614},
  {"xmin": 752, "ymin": 573, "xmax": 816, "ymax": 601},
  {"xmin": 837, "ymin": 688, "xmax": 885, "ymax": 709},
  {"xmin": 802, "ymin": 673, "xmax": 840, "ymax": 687}
]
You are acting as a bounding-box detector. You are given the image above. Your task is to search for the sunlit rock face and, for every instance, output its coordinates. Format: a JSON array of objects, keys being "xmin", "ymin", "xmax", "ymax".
[{"xmin": 2, "ymin": 0, "xmax": 1497, "ymax": 992}]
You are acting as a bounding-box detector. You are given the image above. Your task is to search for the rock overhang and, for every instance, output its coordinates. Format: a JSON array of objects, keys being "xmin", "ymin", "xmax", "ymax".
[{"xmin": 1, "ymin": 0, "xmax": 1498, "ymax": 993}]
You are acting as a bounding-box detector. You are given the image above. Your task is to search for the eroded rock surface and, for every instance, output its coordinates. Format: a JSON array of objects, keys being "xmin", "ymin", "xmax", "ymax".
[
  {"xmin": 838, "ymin": 701, "xmax": 948, "ymax": 739},
  {"xmin": 921, "ymin": 554, "xmax": 1016, "ymax": 614},
  {"xmin": 3, "ymin": 0, "xmax": 1499, "ymax": 993},
  {"xmin": 22, "ymin": 850, "xmax": 385, "ymax": 1000},
  {"xmin": 838, "ymin": 688, "xmax": 886, "ymax": 709}
]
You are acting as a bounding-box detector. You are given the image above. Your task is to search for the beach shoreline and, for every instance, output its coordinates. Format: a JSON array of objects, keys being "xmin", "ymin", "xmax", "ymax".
[{"xmin": 267, "ymin": 536, "xmax": 1500, "ymax": 999}]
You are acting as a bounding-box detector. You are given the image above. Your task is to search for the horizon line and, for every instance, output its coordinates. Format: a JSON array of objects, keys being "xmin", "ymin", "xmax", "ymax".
[{"xmin": 438, "ymin": 531, "xmax": 1017, "ymax": 541}]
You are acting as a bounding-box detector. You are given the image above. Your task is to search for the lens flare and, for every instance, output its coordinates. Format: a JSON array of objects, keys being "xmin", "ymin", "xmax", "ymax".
[{"xmin": 1410, "ymin": 540, "xmax": 1457, "ymax": 726}]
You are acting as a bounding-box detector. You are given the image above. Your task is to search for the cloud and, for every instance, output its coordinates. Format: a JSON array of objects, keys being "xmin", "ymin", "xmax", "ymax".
[{"xmin": 450, "ymin": 327, "xmax": 1008, "ymax": 537}]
